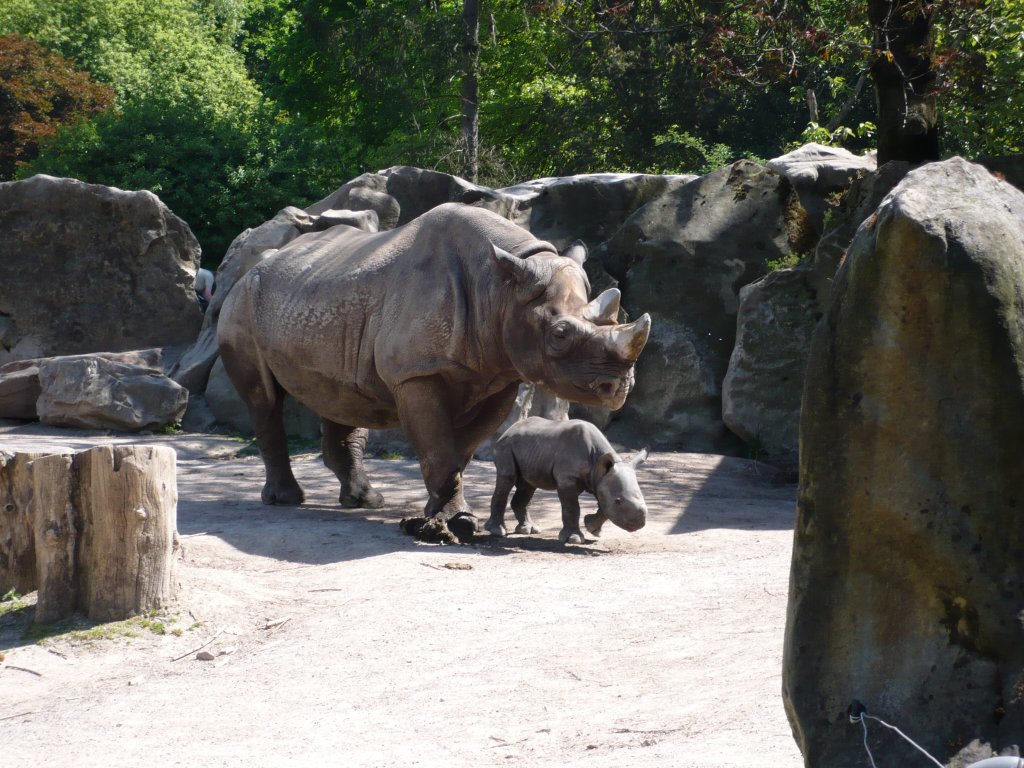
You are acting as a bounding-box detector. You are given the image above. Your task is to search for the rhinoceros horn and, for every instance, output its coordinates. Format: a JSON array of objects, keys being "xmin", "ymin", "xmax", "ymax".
[
  {"xmin": 607, "ymin": 313, "xmax": 651, "ymax": 362},
  {"xmin": 584, "ymin": 288, "xmax": 621, "ymax": 324}
]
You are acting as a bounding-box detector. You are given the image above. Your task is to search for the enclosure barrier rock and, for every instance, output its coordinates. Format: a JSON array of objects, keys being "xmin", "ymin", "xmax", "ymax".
[
  {"xmin": 0, "ymin": 445, "xmax": 179, "ymax": 623},
  {"xmin": 783, "ymin": 158, "xmax": 1024, "ymax": 766}
]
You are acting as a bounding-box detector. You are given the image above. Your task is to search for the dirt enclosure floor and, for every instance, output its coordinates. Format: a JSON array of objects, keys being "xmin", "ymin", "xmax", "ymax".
[{"xmin": 1, "ymin": 424, "xmax": 803, "ymax": 767}]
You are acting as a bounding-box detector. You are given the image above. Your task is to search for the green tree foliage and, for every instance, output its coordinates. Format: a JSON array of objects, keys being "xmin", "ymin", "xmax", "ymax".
[
  {"xmin": 1, "ymin": 0, "xmax": 344, "ymax": 264},
  {"xmin": 0, "ymin": 0, "xmax": 259, "ymax": 114},
  {"xmin": 933, "ymin": 0, "xmax": 1024, "ymax": 156},
  {"xmin": 0, "ymin": 34, "xmax": 115, "ymax": 179}
]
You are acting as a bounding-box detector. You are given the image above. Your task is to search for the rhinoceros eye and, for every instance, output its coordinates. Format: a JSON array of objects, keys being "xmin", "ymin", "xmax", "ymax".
[{"xmin": 547, "ymin": 319, "xmax": 575, "ymax": 355}]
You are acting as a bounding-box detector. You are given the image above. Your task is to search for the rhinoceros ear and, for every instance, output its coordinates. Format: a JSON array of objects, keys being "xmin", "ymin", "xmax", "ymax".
[
  {"xmin": 490, "ymin": 244, "xmax": 546, "ymax": 288},
  {"xmin": 595, "ymin": 452, "xmax": 616, "ymax": 482},
  {"xmin": 629, "ymin": 448, "xmax": 649, "ymax": 469},
  {"xmin": 583, "ymin": 288, "xmax": 621, "ymax": 324},
  {"xmin": 561, "ymin": 239, "xmax": 588, "ymax": 266}
]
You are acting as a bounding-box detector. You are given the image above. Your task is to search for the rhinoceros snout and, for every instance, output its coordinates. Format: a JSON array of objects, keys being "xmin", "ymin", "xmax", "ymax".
[
  {"xmin": 619, "ymin": 508, "xmax": 646, "ymax": 532},
  {"xmin": 589, "ymin": 366, "xmax": 636, "ymax": 410}
]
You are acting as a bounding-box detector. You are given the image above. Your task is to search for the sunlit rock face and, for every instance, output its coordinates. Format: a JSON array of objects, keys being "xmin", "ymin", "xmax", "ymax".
[{"xmin": 784, "ymin": 158, "xmax": 1024, "ymax": 768}]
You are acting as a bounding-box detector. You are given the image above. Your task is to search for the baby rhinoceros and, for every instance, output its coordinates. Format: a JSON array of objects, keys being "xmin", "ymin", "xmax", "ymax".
[{"xmin": 485, "ymin": 417, "xmax": 649, "ymax": 544}]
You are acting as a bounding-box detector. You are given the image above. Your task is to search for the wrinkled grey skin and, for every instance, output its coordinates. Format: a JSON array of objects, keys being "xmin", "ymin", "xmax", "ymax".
[
  {"xmin": 217, "ymin": 204, "xmax": 651, "ymax": 528},
  {"xmin": 485, "ymin": 416, "xmax": 649, "ymax": 544}
]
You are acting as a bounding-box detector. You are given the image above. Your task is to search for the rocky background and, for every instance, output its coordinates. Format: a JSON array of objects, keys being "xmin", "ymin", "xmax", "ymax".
[
  {"xmin": 4, "ymin": 147, "xmax": 1023, "ymax": 465},
  {"xmin": 2, "ymin": 149, "xmax": 1024, "ymax": 765}
]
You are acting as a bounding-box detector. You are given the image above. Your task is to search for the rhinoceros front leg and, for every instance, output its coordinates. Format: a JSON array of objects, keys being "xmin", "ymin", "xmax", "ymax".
[
  {"xmin": 394, "ymin": 378, "xmax": 473, "ymax": 524},
  {"xmin": 584, "ymin": 509, "xmax": 607, "ymax": 537},
  {"xmin": 321, "ymin": 421, "xmax": 384, "ymax": 509}
]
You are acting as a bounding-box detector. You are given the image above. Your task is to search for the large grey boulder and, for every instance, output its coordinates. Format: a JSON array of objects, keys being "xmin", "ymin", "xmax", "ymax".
[
  {"xmin": 0, "ymin": 349, "xmax": 169, "ymax": 422},
  {"xmin": 783, "ymin": 158, "xmax": 1024, "ymax": 766},
  {"xmin": 721, "ymin": 266, "xmax": 823, "ymax": 460},
  {"xmin": 721, "ymin": 161, "xmax": 912, "ymax": 459},
  {"xmin": 0, "ymin": 364, "xmax": 40, "ymax": 419},
  {"xmin": 813, "ymin": 160, "xmax": 911, "ymax": 273},
  {"xmin": 0, "ymin": 175, "xmax": 203, "ymax": 366},
  {"xmin": 767, "ymin": 143, "xmax": 877, "ymax": 231},
  {"xmin": 606, "ymin": 160, "xmax": 815, "ymax": 451},
  {"xmin": 37, "ymin": 356, "xmax": 188, "ymax": 431},
  {"xmin": 307, "ymin": 167, "xmax": 489, "ymax": 229},
  {"xmin": 483, "ymin": 173, "xmax": 696, "ymax": 251}
]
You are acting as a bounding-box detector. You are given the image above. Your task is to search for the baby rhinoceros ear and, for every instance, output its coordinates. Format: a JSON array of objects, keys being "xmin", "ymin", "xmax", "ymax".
[
  {"xmin": 629, "ymin": 448, "xmax": 649, "ymax": 469},
  {"xmin": 595, "ymin": 452, "xmax": 616, "ymax": 482}
]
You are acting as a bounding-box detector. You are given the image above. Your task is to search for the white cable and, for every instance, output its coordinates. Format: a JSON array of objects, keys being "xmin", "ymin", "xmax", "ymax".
[
  {"xmin": 859, "ymin": 713, "xmax": 946, "ymax": 768},
  {"xmin": 852, "ymin": 702, "xmax": 1024, "ymax": 768},
  {"xmin": 857, "ymin": 714, "xmax": 879, "ymax": 768}
]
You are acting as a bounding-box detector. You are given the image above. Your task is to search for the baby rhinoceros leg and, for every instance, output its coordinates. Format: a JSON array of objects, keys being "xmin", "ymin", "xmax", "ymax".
[
  {"xmin": 556, "ymin": 484, "xmax": 586, "ymax": 544},
  {"xmin": 485, "ymin": 472, "xmax": 515, "ymax": 537},
  {"xmin": 511, "ymin": 483, "xmax": 541, "ymax": 534},
  {"xmin": 583, "ymin": 510, "xmax": 607, "ymax": 537}
]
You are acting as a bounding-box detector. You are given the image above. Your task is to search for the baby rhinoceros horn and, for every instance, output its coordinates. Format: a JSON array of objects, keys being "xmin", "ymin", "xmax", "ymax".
[
  {"xmin": 629, "ymin": 448, "xmax": 649, "ymax": 469},
  {"xmin": 607, "ymin": 313, "xmax": 652, "ymax": 362}
]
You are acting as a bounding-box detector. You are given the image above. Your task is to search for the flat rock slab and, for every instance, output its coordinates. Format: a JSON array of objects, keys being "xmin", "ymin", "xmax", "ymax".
[{"xmin": 0, "ymin": 426, "xmax": 801, "ymax": 768}]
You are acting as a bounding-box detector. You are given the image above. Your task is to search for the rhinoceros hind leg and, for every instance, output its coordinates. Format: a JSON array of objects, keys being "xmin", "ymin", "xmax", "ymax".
[
  {"xmin": 322, "ymin": 421, "xmax": 385, "ymax": 509},
  {"xmin": 219, "ymin": 334, "xmax": 304, "ymax": 507},
  {"xmin": 262, "ymin": 479, "xmax": 305, "ymax": 506}
]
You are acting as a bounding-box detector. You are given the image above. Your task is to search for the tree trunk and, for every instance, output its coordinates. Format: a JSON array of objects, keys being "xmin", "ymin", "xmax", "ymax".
[
  {"xmin": 867, "ymin": 0, "xmax": 939, "ymax": 165},
  {"xmin": 1, "ymin": 445, "xmax": 179, "ymax": 622},
  {"xmin": 460, "ymin": 0, "xmax": 481, "ymax": 183}
]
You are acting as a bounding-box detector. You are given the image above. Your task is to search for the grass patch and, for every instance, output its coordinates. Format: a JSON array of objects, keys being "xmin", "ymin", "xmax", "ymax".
[
  {"xmin": 766, "ymin": 252, "xmax": 806, "ymax": 272},
  {"xmin": 22, "ymin": 610, "xmax": 188, "ymax": 646},
  {"xmin": 0, "ymin": 588, "xmax": 30, "ymax": 618}
]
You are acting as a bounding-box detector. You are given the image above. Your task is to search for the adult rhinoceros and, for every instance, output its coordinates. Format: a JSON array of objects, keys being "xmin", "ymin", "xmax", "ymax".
[{"xmin": 217, "ymin": 203, "xmax": 650, "ymax": 537}]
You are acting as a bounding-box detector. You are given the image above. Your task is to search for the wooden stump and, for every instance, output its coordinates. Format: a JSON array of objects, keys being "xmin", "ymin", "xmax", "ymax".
[
  {"xmin": 31, "ymin": 453, "xmax": 78, "ymax": 623},
  {"xmin": 76, "ymin": 446, "xmax": 178, "ymax": 621},
  {"xmin": 0, "ymin": 451, "xmax": 49, "ymax": 595},
  {"xmin": 0, "ymin": 445, "xmax": 179, "ymax": 622}
]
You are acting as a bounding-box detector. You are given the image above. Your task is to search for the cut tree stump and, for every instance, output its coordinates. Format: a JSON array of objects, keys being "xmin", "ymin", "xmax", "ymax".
[
  {"xmin": 0, "ymin": 445, "xmax": 179, "ymax": 622},
  {"xmin": 0, "ymin": 451, "xmax": 50, "ymax": 595},
  {"xmin": 76, "ymin": 446, "xmax": 179, "ymax": 621}
]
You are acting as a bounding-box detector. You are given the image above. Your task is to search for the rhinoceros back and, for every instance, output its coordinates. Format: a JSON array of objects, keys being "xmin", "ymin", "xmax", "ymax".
[{"xmin": 219, "ymin": 204, "xmax": 558, "ymax": 428}]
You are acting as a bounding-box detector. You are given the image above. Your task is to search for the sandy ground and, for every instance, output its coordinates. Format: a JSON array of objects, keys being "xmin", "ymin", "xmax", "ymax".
[{"xmin": 0, "ymin": 425, "xmax": 802, "ymax": 767}]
